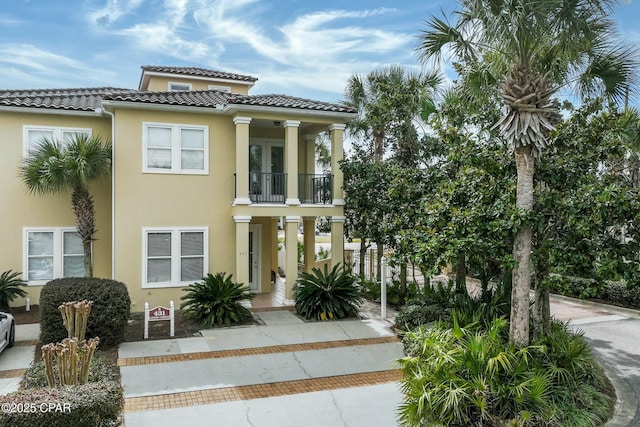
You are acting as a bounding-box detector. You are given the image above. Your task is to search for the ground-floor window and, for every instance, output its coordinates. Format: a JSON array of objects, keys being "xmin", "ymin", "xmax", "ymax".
[
  {"xmin": 142, "ymin": 227, "xmax": 208, "ymax": 288},
  {"xmin": 23, "ymin": 228, "xmax": 84, "ymax": 284}
]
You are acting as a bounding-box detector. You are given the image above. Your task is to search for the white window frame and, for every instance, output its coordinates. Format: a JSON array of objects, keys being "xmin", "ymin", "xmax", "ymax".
[
  {"xmin": 23, "ymin": 125, "xmax": 92, "ymax": 157},
  {"xmin": 142, "ymin": 227, "xmax": 209, "ymax": 289},
  {"xmin": 168, "ymin": 82, "xmax": 192, "ymax": 91},
  {"xmin": 23, "ymin": 227, "xmax": 86, "ymax": 286},
  {"xmin": 208, "ymin": 85, "xmax": 231, "ymax": 93},
  {"xmin": 142, "ymin": 122, "xmax": 209, "ymax": 174}
]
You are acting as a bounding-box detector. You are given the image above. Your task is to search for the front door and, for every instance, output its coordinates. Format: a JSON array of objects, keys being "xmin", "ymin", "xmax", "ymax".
[{"xmin": 248, "ymin": 224, "xmax": 261, "ymax": 292}]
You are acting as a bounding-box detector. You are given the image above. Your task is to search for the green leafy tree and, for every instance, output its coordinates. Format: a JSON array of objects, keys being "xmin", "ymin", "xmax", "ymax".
[
  {"xmin": 418, "ymin": 0, "xmax": 636, "ymax": 346},
  {"xmin": 21, "ymin": 135, "xmax": 112, "ymax": 278}
]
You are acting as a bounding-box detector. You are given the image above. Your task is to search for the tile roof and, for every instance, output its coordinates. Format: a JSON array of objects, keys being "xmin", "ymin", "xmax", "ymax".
[
  {"xmin": 0, "ymin": 87, "xmax": 356, "ymax": 114},
  {"xmin": 0, "ymin": 87, "xmax": 136, "ymax": 111},
  {"xmin": 141, "ymin": 66, "xmax": 258, "ymax": 83}
]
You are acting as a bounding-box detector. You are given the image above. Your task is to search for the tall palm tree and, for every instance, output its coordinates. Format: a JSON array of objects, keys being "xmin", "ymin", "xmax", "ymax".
[
  {"xmin": 22, "ymin": 135, "xmax": 112, "ymax": 278},
  {"xmin": 417, "ymin": 0, "xmax": 635, "ymax": 346}
]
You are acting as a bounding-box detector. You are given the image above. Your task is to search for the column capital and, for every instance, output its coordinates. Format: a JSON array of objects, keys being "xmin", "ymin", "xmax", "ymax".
[
  {"xmin": 233, "ymin": 116, "xmax": 252, "ymax": 125},
  {"xmin": 285, "ymin": 215, "xmax": 300, "ymax": 223},
  {"xmin": 233, "ymin": 215, "xmax": 252, "ymax": 223},
  {"xmin": 329, "ymin": 123, "xmax": 346, "ymax": 132},
  {"xmin": 283, "ymin": 120, "xmax": 301, "ymax": 128},
  {"xmin": 331, "ymin": 215, "xmax": 346, "ymax": 223}
]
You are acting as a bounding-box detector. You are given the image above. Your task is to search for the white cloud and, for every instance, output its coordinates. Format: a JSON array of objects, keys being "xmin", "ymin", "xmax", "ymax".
[
  {"xmin": 0, "ymin": 43, "xmax": 116, "ymax": 88},
  {"xmin": 89, "ymin": 0, "xmax": 144, "ymax": 26}
]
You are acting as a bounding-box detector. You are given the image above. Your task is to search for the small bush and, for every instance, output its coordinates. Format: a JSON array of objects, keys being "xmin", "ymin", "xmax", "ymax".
[
  {"xmin": 0, "ymin": 381, "xmax": 123, "ymax": 427},
  {"xmin": 360, "ymin": 279, "xmax": 381, "ymax": 301},
  {"xmin": 294, "ymin": 263, "xmax": 362, "ymax": 321},
  {"xmin": 394, "ymin": 302, "xmax": 449, "ymax": 332},
  {"xmin": 180, "ymin": 273, "xmax": 254, "ymax": 327},
  {"xmin": 40, "ymin": 278, "xmax": 130, "ymax": 346},
  {"xmin": 602, "ymin": 281, "xmax": 640, "ymax": 308},
  {"xmin": 0, "ymin": 270, "xmax": 28, "ymax": 313}
]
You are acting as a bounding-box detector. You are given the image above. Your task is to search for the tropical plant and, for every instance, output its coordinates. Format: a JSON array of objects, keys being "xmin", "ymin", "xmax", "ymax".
[
  {"xmin": 0, "ymin": 270, "xmax": 28, "ymax": 313},
  {"xmin": 180, "ymin": 273, "xmax": 254, "ymax": 327},
  {"xmin": 418, "ymin": 0, "xmax": 636, "ymax": 346},
  {"xmin": 21, "ymin": 135, "xmax": 112, "ymax": 278},
  {"xmin": 397, "ymin": 317, "xmax": 613, "ymax": 426},
  {"xmin": 294, "ymin": 264, "xmax": 362, "ymax": 321}
]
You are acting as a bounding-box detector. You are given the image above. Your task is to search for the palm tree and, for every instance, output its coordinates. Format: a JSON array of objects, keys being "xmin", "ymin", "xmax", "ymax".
[
  {"xmin": 345, "ymin": 65, "xmax": 441, "ymax": 290},
  {"xmin": 417, "ymin": 0, "xmax": 635, "ymax": 346},
  {"xmin": 22, "ymin": 135, "xmax": 112, "ymax": 278}
]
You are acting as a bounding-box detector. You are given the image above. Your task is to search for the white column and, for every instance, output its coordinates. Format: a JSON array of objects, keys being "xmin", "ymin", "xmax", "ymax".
[
  {"xmin": 303, "ymin": 217, "xmax": 316, "ymax": 273},
  {"xmin": 234, "ymin": 117, "xmax": 252, "ymax": 205},
  {"xmin": 284, "ymin": 215, "xmax": 299, "ymax": 301},
  {"xmin": 284, "ymin": 120, "xmax": 301, "ymax": 205},
  {"xmin": 330, "ymin": 215, "xmax": 345, "ymax": 269},
  {"xmin": 329, "ymin": 124, "xmax": 346, "ymax": 205}
]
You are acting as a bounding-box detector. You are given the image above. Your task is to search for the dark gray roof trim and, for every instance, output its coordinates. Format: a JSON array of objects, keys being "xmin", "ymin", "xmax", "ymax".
[
  {"xmin": 0, "ymin": 87, "xmax": 136, "ymax": 111},
  {"xmin": 141, "ymin": 65, "xmax": 258, "ymax": 83}
]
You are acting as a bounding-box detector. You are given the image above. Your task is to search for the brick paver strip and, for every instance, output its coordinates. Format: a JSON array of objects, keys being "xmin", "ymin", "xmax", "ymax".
[
  {"xmin": 124, "ymin": 369, "xmax": 402, "ymax": 413},
  {"xmin": 117, "ymin": 336, "xmax": 400, "ymax": 367},
  {"xmin": 0, "ymin": 369, "xmax": 27, "ymax": 379}
]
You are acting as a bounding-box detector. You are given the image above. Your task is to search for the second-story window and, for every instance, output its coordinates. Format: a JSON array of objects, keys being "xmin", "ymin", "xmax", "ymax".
[
  {"xmin": 23, "ymin": 126, "xmax": 91, "ymax": 157},
  {"xmin": 143, "ymin": 123, "xmax": 208, "ymax": 174},
  {"xmin": 168, "ymin": 82, "xmax": 192, "ymax": 91}
]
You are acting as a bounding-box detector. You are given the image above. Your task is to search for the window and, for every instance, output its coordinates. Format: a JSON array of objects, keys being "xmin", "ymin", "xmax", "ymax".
[
  {"xmin": 143, "ymin": 227, "xmax": 208, "ymax": 288},
  {"xmin": 24, "ymin": 228, "xmax": 85, "ymax": 284},
  {"xmin": 208, "ymin": 85, "xmax": 231, "ymax": 93},
  {"xmin": 23, "ymin": 126, "xmax": 91, "ymax": 157},
  {"xmin": 168, "ymin": 82, "xmax": 192, "ymax": 91},
  {"xmin": 143, "ymin": 123, "xmax": 208, "ymax": 174}
]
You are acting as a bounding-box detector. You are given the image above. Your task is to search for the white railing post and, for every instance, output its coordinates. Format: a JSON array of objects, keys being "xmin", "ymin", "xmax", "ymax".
[{"xmin": 380, "ymin": 256, "xmax": 387, "ymax": 320}]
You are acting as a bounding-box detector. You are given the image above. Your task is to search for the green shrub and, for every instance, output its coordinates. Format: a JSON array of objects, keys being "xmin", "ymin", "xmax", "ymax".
[
  {"xmin": 394, "ymin": 302, "xmax": 449, "ymax": 332},
  {"xmin": 360, "ymin": 279, "xmax": 381, "ymax": 301},
  {"xmin": 0, "ymin": 381, "xmax": 123, "ymax": 427},
  {"xmin": 0, "ymin": 270, "xmax": 28, "ymax": 313},
  {"xmin": 294, "ymin": 263, "xmax": 362, "ymax": 321},
  {"xmin": 545, "ymin": 274, "xmax": 604, "ymax": 299},
  {"xmin": 22, "ymin": 351, "xmax": 116, "ymax": 389},
  {"xmin": 398, "ymin": 317, "xmax": 613, "ymax": 427},
  {"xmin": 40, "ymin": 278, "xmax": 130, "ymax": 346},
  {"xmin": 602, "ymin": 281, "xmax": 640, "ymax": 308},
  {"xmin": 180, "ymin": 273, "xmax": 254, "ymax": 327}
]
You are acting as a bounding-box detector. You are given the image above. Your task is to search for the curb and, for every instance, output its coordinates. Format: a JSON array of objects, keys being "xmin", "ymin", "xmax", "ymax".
[{"xmin": 549, "ymin": 294, "xmax": 640, "ymax": 319}]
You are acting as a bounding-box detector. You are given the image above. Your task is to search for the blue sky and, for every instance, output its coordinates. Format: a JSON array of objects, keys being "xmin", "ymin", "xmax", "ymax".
[{"xmin": 1, "ymin": 0, "xmax": 640, "ymax": 104}]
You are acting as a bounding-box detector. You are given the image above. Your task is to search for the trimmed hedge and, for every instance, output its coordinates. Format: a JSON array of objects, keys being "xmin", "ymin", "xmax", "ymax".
[
  {"xmin": 21, "ymin": 351, "xmax": 116, "ymax": 389},
  {"xmin": 0, "ymin": 381, "xmax": 122, "ymax": 427},
  {"xmin": 544, "ymin": 274, "xmax": 604, "ymax": 300},
  {"xmin": 40, "ymin": 278, "xmax": 130, "ymax": 346},
  {"xmin": 603, "ymin": 282, "xmax": 640, "ymax": 309}
]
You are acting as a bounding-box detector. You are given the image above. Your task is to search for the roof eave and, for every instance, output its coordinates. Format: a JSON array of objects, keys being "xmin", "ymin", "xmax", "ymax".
[{"xmin": 0, "ymin": 105, "xmax": 103, "ymax": 116}]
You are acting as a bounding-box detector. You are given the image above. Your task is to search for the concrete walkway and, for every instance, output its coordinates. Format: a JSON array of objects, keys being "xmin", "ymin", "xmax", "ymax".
[{"xmin": 120, "ymin": 310, "xmax": 404, "ymax": 427}]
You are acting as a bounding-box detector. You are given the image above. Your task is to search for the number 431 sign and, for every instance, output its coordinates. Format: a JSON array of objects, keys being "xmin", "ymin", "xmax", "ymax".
[{"xmin": 144, "ymin": 301, "xmax": 175, "ymax": 339}]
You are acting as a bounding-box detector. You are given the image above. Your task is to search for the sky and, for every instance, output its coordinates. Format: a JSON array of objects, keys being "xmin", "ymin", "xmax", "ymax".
[{"xmin": 1, "ymin": 0, "xmax": 640, "ymax": 105}]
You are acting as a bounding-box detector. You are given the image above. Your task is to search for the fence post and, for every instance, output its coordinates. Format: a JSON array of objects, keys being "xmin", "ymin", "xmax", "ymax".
[{"xmin": 380, "ymin": 256, "xmax": 387, "ymax": 320}]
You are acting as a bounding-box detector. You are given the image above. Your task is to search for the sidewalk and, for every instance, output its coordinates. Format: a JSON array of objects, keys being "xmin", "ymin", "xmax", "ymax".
[{"xmin": 120, "ymin": 310, "xmax": 404, "ymax": 427}]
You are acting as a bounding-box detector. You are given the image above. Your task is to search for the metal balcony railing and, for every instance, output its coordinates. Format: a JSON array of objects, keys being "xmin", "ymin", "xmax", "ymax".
[{"xmin": 298, "ymin": 174, "xmax": 333, "ymax": 204}]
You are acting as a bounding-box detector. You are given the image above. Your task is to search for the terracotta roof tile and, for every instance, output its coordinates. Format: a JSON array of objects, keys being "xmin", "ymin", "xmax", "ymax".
[
  {"xmin": 141, "ymin": 66, "xmax": 258, "ymax": 83},
  {"xmin": 228, "ymin": 93, "xmax": 356, "ymax": 113}
]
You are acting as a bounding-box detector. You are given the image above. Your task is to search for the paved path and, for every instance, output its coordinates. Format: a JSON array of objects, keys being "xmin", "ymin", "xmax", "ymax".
[{"xmin": 120, "ymin": 310, "xmax": 404, "ymax": 427}]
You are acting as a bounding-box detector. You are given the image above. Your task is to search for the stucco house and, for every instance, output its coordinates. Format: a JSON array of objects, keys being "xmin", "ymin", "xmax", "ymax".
[{"xmin": 0, "ymin": 65, "xmax": 356, "ymax": 311}]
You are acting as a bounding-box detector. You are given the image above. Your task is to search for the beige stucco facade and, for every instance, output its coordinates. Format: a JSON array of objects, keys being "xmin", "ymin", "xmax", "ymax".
[{"xmin": 0, "ymin": 67, "xmax": 353, "ymax": 311}]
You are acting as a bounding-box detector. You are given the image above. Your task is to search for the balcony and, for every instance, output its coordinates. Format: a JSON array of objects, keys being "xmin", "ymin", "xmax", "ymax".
[{"xmin": 234, "ymin": 173, "xmax": 333, "ymax": 205}]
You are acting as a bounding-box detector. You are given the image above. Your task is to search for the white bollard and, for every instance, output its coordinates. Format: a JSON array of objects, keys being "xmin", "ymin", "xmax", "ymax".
[
  {"xmin": 169, "ymin": 301, "xmax": 175, "ymax": 337},
  {"xmin": 25, "ymin": 298, "xmax": 31, "ymax": 312},
  {"xmin": 380, "ymin": 256, "xmax": 387, "ymax": 320}
]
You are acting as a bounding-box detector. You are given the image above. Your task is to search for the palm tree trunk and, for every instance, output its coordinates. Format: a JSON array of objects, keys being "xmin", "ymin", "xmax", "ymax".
[
  {"xmin": 71, "ymin": 186, "xmax": 96, "ymax": 278},
  {"xmin": 510, "ymin": 146, "xmax": 534, "ymax": 347}
]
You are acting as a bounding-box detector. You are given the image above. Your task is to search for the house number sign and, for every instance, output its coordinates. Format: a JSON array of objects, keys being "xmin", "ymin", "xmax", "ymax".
[{"xmin": 144, "ymin": 301, "xmax": 175, "ymax": 339}]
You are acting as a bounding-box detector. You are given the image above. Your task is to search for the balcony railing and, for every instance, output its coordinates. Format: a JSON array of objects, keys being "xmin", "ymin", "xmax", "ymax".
[
  {"xmin": 234, "ymin": 173, "xmax": 333, "ymax": 205},
  {"xmin": 299, "ymin": 174, "xmax": 333, "ymax": 204}
]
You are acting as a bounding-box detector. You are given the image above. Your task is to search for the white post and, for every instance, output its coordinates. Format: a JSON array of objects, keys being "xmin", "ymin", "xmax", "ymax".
[
  {"xmin": 380, "ymin": 256, "xmax": 387, "ymax": 320},
  {"xmin": 169, "ymin": 301, "xmax": 175, "ymax": 337},
  {"xmin": 25, "ymin": 298, "xmax": 30, "ymax": 312},
  {"xmin": 144, "ymin": 302, "xmax": 149, "ymax": 340}
]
